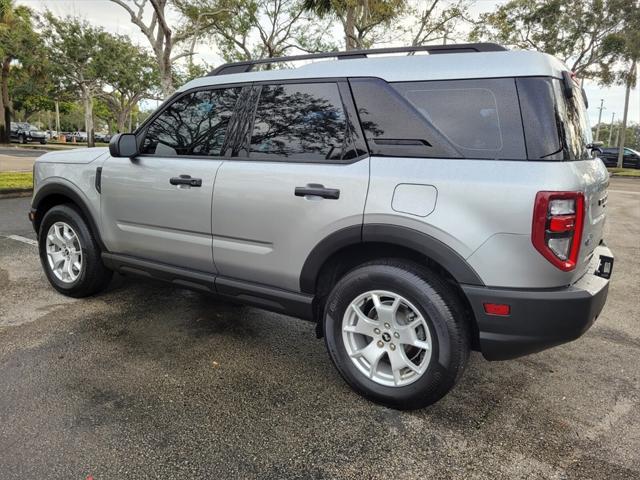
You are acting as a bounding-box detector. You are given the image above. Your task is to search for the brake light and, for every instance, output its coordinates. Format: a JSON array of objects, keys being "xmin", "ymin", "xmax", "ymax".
[{"xmin": 532, "ymin": 191, "xmax": 585, "ymax": 271}]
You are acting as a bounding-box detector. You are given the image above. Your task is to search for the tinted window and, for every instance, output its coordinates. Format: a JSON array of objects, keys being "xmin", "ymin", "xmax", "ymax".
[
  {"xmin": 551, "ymin": 79, "xmax": 593, "ymax": 160},
  {"xmin": 142, "ymin": 88, "xmax": 240, "ymax": 156},
  {"xmin": 248, "ymin": 83, "xmax": 348, "ymax": 161},
  {"xmin": 393, "ymin": 79, "xmax": 526, "ymax": 160},
  {"xmin": 350, "ymin": 78, "xmax": 461, "ymax": 159}
]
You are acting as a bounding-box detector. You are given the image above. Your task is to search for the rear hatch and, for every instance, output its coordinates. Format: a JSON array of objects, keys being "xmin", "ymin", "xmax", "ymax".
[{"xmin": 518, "ymin": 73, "xmax": 609, "ymax": 283}]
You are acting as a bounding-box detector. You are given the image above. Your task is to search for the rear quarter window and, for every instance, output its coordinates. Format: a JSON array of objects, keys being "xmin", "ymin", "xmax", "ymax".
[{"xmin": 392, "ymin": 79, "xmax": 526, "ymax": 160}]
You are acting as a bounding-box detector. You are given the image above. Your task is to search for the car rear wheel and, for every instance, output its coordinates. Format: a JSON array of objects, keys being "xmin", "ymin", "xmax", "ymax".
[
  {"xmin": 38, "ymin": 204, "xmax": 113, "ymax": 297},
  {"xmin": 323, "ymin": 259, "xmax": 470, "ymax": 409}
]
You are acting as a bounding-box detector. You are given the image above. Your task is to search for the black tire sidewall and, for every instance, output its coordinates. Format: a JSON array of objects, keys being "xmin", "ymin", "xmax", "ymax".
[
  {"xmin": 38, "ymin": 205, "xmax": 102, "ymax": 295},
  {"xmin": 324, "ymin": 264, "xmax": 464, "ymax": 409}
]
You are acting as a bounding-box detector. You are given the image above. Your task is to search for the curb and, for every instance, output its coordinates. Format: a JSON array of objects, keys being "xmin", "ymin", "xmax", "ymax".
[{"xmin": 0, "ymin": 189, "xmax": 32, "ymax": 199}]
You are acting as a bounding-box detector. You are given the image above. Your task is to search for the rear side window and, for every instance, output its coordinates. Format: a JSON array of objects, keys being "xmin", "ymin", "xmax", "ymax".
[
  {"xmin": 393, "ymin": 79, "xmax": 526, "ymax": 160},
  {"xmin": 142, "ymin": 87, "xmax": 240, "ymax": 156},
  {"xmin": 248, "ymin": 83, "xmax": 348, "ymax": 161}
]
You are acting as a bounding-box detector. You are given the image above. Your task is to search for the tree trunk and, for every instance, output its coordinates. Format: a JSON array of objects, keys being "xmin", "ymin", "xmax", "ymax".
[
  {"xmin": 116, "ymin": 110, "xmax": 127, "ymax": 134},
  {"xmin": 81, "ymin": 86, "xmax": 95, "ymax": 148},
  {"xmin": 617, "ymin": 61, "xmax": 636, "ymax": 168},
  {"xmin": 159, "ymin": 59, "xmax": 174, "ymax": 98},
  {"xmin": 55, "ymin": 100, "xmax": 61, "ymax": 134},
  {"xmin": 0, "ymin": 58, "xmax": 11, "ymax": 144},
  {"xmin": 345, "ymin": 6, "xmax": 356, "ymax": 50}
]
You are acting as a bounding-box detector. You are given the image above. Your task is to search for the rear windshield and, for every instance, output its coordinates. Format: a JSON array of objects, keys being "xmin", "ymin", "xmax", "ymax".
[{"xmin": 516, "ymin": 77, "xmax": 594, "ymax": 161}]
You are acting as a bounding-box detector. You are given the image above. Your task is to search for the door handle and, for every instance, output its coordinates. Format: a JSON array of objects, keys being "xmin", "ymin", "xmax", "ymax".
[
  {"xmin": 295, "ymin": 184, "xmax": 340, "ymax": 200},
  {"xmin": 170, "ymin": 175, "xmax": 202, "ymax": 187}
]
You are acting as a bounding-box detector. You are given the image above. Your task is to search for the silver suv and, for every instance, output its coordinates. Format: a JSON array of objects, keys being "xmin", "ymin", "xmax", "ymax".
[{"xmin": 29, "ymin": 44, "xmax": 614, "ymax": 409}]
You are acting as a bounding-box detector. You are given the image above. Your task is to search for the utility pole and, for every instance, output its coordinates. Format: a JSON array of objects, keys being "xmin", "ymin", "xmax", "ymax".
[
  {"xmin": 595, "ymin": 99, "xmax": 605, "ymax": 141},
  {"xmin": 607, "ymin": 112, "xmax": 615, "ymax": 146}
]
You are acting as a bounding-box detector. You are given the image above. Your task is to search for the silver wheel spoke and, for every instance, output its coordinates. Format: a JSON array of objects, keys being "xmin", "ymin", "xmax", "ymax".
[
  {"xmin": 343, "ymin": 304, "xmax": 379, "ymax": 337},
  {"xmin": 351, "ymin": 341, "xmax": 385, "ymax": 369},
  {"xmin": 48, "ymin": 250, "xmax": 65, "ymax": 268}
]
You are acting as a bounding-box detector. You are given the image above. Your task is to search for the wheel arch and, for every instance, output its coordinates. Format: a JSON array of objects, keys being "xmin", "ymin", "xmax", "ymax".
[
  {"xmin": 300, "ymin": 224, "xmax": 484, "ymax": 295},
  {"xmin": 300, "ymin": 224, "xmax": 483, "ymax": 348},
  {"xmin": 32, "ymin": 183, "xmax": 106, "ymax": 251}
]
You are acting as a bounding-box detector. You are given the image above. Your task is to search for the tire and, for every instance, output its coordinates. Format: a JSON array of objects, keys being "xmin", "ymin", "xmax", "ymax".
[
  {"xmin": 323, "ymin": 259, "xmax": 470, "ymax": 409},
  {"xmin": 38, "ymin": 204, "xmax": 112, "ymax": 298},
  {"xmin": 20, "ymin": 134, "xmax": 27, "ymax": 144},
  {"xmin": 40, "ymin": 139, "xmax": 47, "ymax": 145}
]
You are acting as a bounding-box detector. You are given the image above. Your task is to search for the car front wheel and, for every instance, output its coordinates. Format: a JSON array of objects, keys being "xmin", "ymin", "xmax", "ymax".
[
  {"xmin": 38, "ymin": 204, "xmax": 113, "ymax": 297},
  {"xmin": 323, "ymin": 260, "xmax": 470, "ymax": 409}
]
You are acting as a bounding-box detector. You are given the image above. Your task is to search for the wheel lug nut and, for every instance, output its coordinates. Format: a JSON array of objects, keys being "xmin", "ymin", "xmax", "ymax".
[
  {"xmin": 377, "ymin": 340, "xmax": 384, "ymax": 348},
  {"xmin": 390, "ymin": 343, "xmax": 396, "ymax": 351},
  {"xmin": 374, "ymin": 328, "xmax": 381, "ymax": 335},
  {"xmin": 394, "ymin": 332, "xmax": 400, "ymax": 338},
  {"xmin": 384, "ymin": 323, "xmax": 391, "ymax": 329}
]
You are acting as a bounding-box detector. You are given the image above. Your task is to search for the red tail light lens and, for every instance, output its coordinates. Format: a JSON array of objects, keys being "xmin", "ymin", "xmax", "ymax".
[{"xmin": 532, "ymin": 191, "xmax": 585, "ymax": 271}]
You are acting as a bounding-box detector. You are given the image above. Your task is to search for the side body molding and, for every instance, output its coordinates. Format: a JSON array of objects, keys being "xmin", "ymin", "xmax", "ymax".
[{"xmin": 299, "ymin": 223, "xmax": 484, "ymax": 293}]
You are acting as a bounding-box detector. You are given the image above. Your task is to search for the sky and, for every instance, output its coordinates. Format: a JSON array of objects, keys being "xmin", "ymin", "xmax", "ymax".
[{"xmin": 15, "ymin": 0, "xmax": 640, "ymax": 128}]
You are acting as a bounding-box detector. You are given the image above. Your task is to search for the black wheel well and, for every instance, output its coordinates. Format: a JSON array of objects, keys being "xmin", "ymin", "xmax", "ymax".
[
  {"xmin": 33, "ymin": 191, "xmax": 105, "ymax": 251},
  {"xmin": 312, "ymin": 242, "xmax": 480, "ymax": 349},
  {"xmin": 33, "ymin": 193, "xmax": 75, "ymax": 233}
]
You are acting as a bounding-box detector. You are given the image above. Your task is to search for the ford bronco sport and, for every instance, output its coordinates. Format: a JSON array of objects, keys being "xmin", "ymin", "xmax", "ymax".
[{"xmin": 30, "ymin": 44, "xmax": 613, "ymax": 409}]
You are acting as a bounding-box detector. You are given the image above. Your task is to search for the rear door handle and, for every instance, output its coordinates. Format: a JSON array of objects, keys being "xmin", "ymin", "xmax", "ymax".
[
  {"xmin": 170, "ymin": 175, "xmax": 202, "ymax": 187},
  {"xmin": 295, "ymin": 184, "xmax": 340, "ymax": 200}
]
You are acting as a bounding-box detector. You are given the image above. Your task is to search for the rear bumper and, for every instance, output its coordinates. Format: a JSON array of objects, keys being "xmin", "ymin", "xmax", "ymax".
[{"xmin": 462, "ymin": 245, "xmax": 613, "ymax": 360}]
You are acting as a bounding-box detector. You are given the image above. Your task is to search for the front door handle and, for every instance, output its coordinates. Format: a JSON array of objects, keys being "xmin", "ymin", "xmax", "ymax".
[
  {"xmin": 295, "ymin": 184, "xmax": 340, "ymax": 200},
  {"xmin": 170, "ymin": 175, "xmax": 202, "ymax": 187}
]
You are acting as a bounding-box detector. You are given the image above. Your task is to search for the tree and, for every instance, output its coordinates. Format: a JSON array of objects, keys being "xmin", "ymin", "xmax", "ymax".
[
  {"xmin": 42, "ymin": 14, "xmax": 110, "ymax": 147},
  {"xmin": 470, "ymin": 0, "xmax": 632, "ymax": 84},
  {"xmin": 615, "ymin": 10, "xmax": 639, "ymax": 167},
  {"xmin": 404, "ymin": 0, "xmax": 469, "ymax": 46},
  {"xmin": 303, "ymin": 0, "xmax": 406, "ymax": 50},
  {"xmin": 0, "ymin": 0, "xmax": 40, "ymax": 142},
  {"xmin": 98, "ymin": 35, "xmax": 160, "ymax": 133},
  {"xmin": 110, "ymin": 0, "xmax": 202, "ymax": 97},
  {"xmin": 175, "ymin": 0, "xmax": 335, "ymax": 62}
]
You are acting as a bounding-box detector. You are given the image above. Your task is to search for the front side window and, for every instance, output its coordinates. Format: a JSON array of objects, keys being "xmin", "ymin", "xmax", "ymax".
[
  {"xmin": 248, "ymin": 83, "xmax": 348, "ymax": 161},
  {"xmin": 142, "ymin": 87, "xmax": 240, "ymax": 156}
]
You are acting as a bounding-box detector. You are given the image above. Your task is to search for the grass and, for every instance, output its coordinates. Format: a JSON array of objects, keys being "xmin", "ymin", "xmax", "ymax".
[
  {"xmin": 608, "ymin": 168, "xmax": 640, "ymax": 177},
  {"xmin": 0, "ymin": 171, "xmax": 33, "ymax": 192}
]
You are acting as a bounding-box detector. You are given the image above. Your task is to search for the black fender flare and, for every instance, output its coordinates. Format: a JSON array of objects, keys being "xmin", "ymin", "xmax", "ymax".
[
  {"xmin": 32, "ymin": 182, "xmax": 106, "ymax": 251},
  {"xmin": 299, "ymin": 223, "xmax": 484, "ymax": 293}
]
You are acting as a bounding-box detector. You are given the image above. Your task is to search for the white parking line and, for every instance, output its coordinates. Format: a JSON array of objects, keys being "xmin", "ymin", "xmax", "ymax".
[
  {"xmin": 609, "ymin": 189, "xmax": 640, "ymax": 195},
  {"xmin": 5, "ymin": 234, "xmax": 37, "ymax": 246}
]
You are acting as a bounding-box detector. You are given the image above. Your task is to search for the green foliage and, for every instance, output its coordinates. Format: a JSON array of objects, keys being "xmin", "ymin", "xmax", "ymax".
[
  {"xmin": 592, "ymin": 122, "xmax": 640, "ymax": 149},
  {"xmin": 303, "ymin": 0, "xmax": 406, "ymax": 49},
  {"xmin": 470, "ymin": 0, "xmax": 635, "ymax": 85},
  {"xmin": 175, "ymin": 0, "xmax": 337, "ymax": 62}
]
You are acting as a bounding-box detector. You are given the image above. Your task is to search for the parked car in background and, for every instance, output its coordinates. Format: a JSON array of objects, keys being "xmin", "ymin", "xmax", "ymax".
[
  {"xmin": 10, "ymin": 122, "xmax": 47, "ymax": 144},
  {"xmin": 46, "ymin": 130, "xmax": 59, "ymax": 140},
  {"xmin": 66, "ymin": 131, "xmax": 88, "ymax": 142},
  {"xmin": 600, "ymin": 147, "xmax": 640, "ymax": 168},
  {"xmin": 95, "ymin": 132, "xmax": 112, "ymax": 143}
]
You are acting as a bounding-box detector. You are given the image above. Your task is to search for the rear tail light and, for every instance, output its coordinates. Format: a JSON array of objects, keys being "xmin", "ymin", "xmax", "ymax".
[{"xmin": 532, "ymin": 191, "xmax": 585, "ymax": 271}]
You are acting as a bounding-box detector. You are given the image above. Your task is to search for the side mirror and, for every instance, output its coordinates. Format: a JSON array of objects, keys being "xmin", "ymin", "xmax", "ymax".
[{"xmin": 109, "ymin": 133, "xmax": 138, "ymax": 158}]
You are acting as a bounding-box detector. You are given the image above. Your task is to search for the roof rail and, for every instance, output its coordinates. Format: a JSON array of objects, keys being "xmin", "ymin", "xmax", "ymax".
[{"xmin": 207, "ymin": 43, "xmax": 508, "ymax": 76}]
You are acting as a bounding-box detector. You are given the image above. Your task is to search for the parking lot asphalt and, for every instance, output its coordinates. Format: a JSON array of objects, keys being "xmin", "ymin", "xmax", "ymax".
[{"xmin": 0, "ymin": 177, "xmax": 639, "ymax": 479}]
